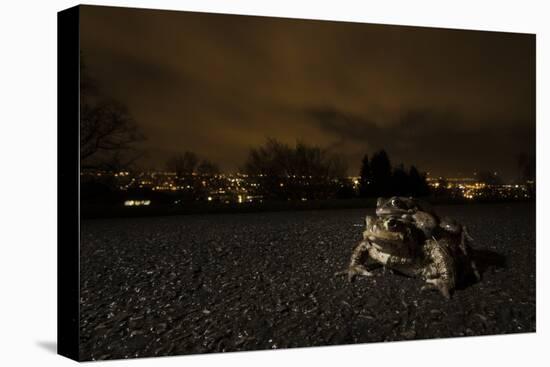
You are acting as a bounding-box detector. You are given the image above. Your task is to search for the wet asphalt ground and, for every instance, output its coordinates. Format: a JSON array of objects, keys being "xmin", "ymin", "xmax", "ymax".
[{"xmin": 79, "ymin": 203, "xmax": 535, "ymax": 361}]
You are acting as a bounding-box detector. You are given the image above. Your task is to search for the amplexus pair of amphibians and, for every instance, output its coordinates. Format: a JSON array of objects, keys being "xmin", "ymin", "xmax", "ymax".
[{"xmin": 336, "ymin": 197, "xmax": 480, "ymax": 299}]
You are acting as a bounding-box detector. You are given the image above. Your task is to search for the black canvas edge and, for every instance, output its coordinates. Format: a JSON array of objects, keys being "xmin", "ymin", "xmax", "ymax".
[{"xmin": 58, "ymin": 5, "xmax": 81, "ymax": 362}]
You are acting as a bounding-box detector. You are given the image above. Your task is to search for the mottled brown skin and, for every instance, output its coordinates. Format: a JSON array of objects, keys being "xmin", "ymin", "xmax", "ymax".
[
  {"xmin": 376, "ymin": 196, "xmax": 435, "ymax": 218},
  {"xmin": 433, "ymin": 224, "xmax": 480, "ymax": 284},
  {"xmin": 376, "ymin": 197, "xmax": 439, "ymax": 237},
  {"xmin": 376, "ymin": 196, "xmax": 473, "ymax": 238},
  {"xmin": 337, "ymin": 201, "xmax": 480, "ymax": 299},
  {"xmin": 336, "ymin": 216, "xmax": 456, "ymax": 298},
  {"xmin": 336, "ymin": 216, "xmax": 423, "ymax": 281},
  {"xmin": 419, "ymin": 238, "xmax": 456, "ymax": 298}
]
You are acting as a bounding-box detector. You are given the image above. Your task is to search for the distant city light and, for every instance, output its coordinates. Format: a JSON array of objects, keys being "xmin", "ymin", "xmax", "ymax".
[
  {"xmin": 124, "ymin": 200, "xmax": 151, "ymax": 207},
  {"xmin": 81, "ymin": 169, "xmax": 533, "ymax": 205}
]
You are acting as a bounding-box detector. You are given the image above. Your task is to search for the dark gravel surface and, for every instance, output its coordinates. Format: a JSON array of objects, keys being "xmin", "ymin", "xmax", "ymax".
[{"xmin": 79, "ymin": 203, "xmax": 535, "ymax": 361}]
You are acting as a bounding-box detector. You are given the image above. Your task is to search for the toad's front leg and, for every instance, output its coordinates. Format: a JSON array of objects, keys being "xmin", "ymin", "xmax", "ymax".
[
  {"xmin": 335, "ymin": 240, "xmax": 374, "ymax": 281},
  {"xmin": 460, "ymin": 226, "xmax": 481, "ymax": 281},
  {"xmin": 421, "ymin": 278, "xmax": 452, "ymax": 299},
  {"xmin": 420, "ymin": 238, "xmax": 456, "ymax": 299}
]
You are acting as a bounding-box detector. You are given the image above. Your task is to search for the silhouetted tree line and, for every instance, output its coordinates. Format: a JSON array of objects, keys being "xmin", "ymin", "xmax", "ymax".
[
  {"xmin": 359, "ymin": 150, "xmax": 430, "ymax": 198},
  {"xmin": 477, "ymin": 170, "xmax": 503, "ymax": 186},
  {"xmin": 79, "ymin": 54, "xmax": 430, "ymax": 204},
  {"xmin": 243, "ymin": 138, "xmax": 349, "ymax": 200},
  {"xmin": 165, "ymin": 151, "xmax": 220, "ymax": 177},
  {"xmin": 84, "ymin": 138, "xmax": 432, "ymax": 205},
  {"xmin": 163, "ymin": 151, "xmax": 220, "ymax": 201}
]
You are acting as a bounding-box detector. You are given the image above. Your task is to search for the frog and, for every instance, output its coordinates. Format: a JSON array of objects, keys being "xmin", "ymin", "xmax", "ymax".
[
  {"xmin": 376, "ymin": 196, "xmax": 470, "ymax": 238},
  {"xmin": 431, "ymin": 220, "xmax": 480, "ymax": 283},
  {"xmin": 377, "ymin": 197, "xmax": 480, "ymax": 284},
  {"xmin": 375, "ymin": 196, "xmax": 435, "ymax": 218},
  {"xmin": 336, "ymin": 215, "xmax": 461, "ymax": 298},
  {"xmin": 375, "ymin": 196, "xmax": 439, "ymax": 237}
]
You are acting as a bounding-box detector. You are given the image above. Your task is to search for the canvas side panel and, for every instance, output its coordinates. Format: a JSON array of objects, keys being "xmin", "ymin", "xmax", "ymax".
[{"xmin": 57, "ymin": 5, "xmax": 80, "ymax": 362}]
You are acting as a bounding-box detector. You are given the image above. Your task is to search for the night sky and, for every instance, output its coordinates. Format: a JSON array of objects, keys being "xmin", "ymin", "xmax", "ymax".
[{"xmin": 80, "ymin": 5, "xmax": 535, "ymax": 181}]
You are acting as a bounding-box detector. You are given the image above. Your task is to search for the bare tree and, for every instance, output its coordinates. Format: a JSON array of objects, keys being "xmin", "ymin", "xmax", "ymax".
[
  {"xmin": 80, "ymin": 56, "xmax": 144, "ymax": 170},
  {"xmin": 244, "ymin": 138, "xmax": 292, "ymax": 177},
  {"xmin": 165, "ymin": 151, "xmax": 199, "ymax": 177},
  {"xmin": 80, "ymin": 99, "xmax": 144, "ymax": 169},
  {"xmin": 243, "ymin": 138, "xmax": 348, "ymax": 200},
  {"xmin": 244, "ymin": 138, "xmax": 347, "ymax": 178},
  {"xmin": 197, "ymin": 159, "xmax": 220, "ymax": 175}
]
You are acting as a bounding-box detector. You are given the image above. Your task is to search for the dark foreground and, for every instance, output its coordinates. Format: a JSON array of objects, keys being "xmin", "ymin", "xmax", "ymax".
[{"xmin": 79, "ymin": 203, "xmax": 535, "ymax": 360}]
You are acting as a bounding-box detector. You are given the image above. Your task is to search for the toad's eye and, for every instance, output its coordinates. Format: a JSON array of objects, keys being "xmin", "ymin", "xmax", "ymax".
[
  {"xmin": 391, "ymin": 199, "xmax": 404, "ymax": 208},
  {"xmin": 387, "ymin": 218, "xmax": 398, "ymax": 228}
]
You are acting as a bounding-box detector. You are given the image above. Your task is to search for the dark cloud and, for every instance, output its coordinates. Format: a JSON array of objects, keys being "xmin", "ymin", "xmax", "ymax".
[
  {"xmin": 305, "ymin": 106, "xmax": 535, "ymax": 177},
  {"xmin": 80, "ymin": 5, "xmax": 535, "ymax": 180}
]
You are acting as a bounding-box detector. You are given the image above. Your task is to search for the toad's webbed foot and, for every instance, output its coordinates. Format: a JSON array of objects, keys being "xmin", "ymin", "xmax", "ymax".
[
  {"xmin": 421, "ymin": 278, "xmax": 452, "ymax": 299},
  {"xmin": 470, "ymin": 260, "xmax": 481, "ymax": 281},
  {"xmin": 335, "ymin": 265, "xmax": 374, "ymax": 282},
  {"xmin": 335, "ymin": 240, "xmax": 373, "ymax": 281}
]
